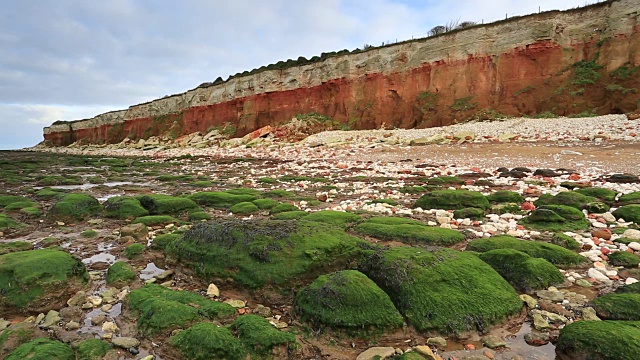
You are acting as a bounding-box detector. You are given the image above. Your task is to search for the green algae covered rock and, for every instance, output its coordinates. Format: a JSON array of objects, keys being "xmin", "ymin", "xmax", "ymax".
[
  {"xmin": 608, "ymin": 251, "xmax": 640, "ymax": 267},
  {"xmin": 612, "ymin": 205, "xmax": 640, "ymax": 224},
  {"xmin": 170, "ymin": 322, "xmax": 246, "ymax": 360},
  {"xmin": 618, "ymin": 191, "xmax": 640, "ymax": 205},
  {"xmin": 487, "ymin": 190, "xmax": 524, "ymax": 204},
  {"xmin": 106, "ymin": 261, "xmax": 136, "ymax": 286},
  {"xmin": 0, "ymin": 214, "xmax": 22, "ymax": 230},
  {"xmin": 151, "ymin": 233, "xmax": 181, "ymax": 250},
  {"xmin": 229, "ymin": 202, "xmax": 260, "ymax": 215},
  {"xmin": 354, "ymin": 217, "xmax": 465, "ymax": 246},
  {"xmin": 414, "ymin": 190, "xmax": 490, "ymax": 211},
  {"xmin": 187, "ymin": 191, "xmax": 257, "ymax": 209},
  {"xmin": 127, "ymin": 284, "xmax": 235, "ymax": 334},
  {"xmin": 478, "ymin": 249, "xmax": 564, "ymax": 292},
  {"xmin": 5, "ymin": 338, "xmax": 74, "ymax": 360},
  {"xmin": 230, "ymin": 314, "xmax": 297, "ymax": 354},
  {"xmin": 271, "ymin": 211, "xmax": 309, "ymax": 220},
  {"xmin": 303, "ymin": 210, "xmax": 361, "ymax": 228},
  {"xmin": 591, "ymin": 293, "xmax": 640, "ymax": 320},
  {"xmin": 520, "ymin": 205, "xmax": 590, "ymax": 231},
  {"xmin": 165, "ymin": 219, "xmax": 364, "ymax": 289},
  {"xmin": 269, "ymin": 203, "xmax": 300, "ymax": 214},
  {"xmin": 295, "ymin": 270, "xmax": 403, "ymax": 330},
  {"xmin": 467, "ymin": 235, "xmax": 586, "ymax": 267},
  {"xmin": 104, "ymin": 196, "xmax": 149, "ymax": 219},
  {"xmin": 534, "ymin": 192, "xmax": 596, "ymax": 210},
  {"xmin": 48, "ymin": 194, "xmax": 102, "ymax": 220},
  {"xmin": 76, "ymin": 339, "xmax": 113, "ymax": 360},
  {"xmin": 551, "ymin": 233, "xmax": 582, "ymax": 252},
  {"xmin": 123, "ymin": 243, "xmax": 145, "ymax": 259},
  {"xmin": 359, "ymin": 246, "xmax": 522, "ymax": 334},
  {"xmin": 0, "ymin": 249, "xmax": 88, "ymax": 311},
  {"xmin": 132, "ymin": 215, "xmax": 179, "ymax": 226},
  {"xmin": 137, "ymin": 194, "xmax": 201, "ymax": 215},
  {"xmin": 575, "ymin": 188, "xmax": 617, "ymax": 203},
  {"xmin": 616, "ymin": 282, "xmax": 640, "ymax": 294},
  {"xmin": 556, "ymin": 320, "xmax": 640, "ymax": 360},
  {"xmin": 0, "ymin": 242, "xmax": 32, "ymax": 255},
  {"xmin": 453, "ymin": 207, "xmax": 485, "ymax": 219}
]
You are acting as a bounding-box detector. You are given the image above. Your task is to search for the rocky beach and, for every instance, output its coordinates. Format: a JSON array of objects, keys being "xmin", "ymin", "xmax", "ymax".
[{"xmin": 1, "ymin": 115, "xmax": 640, "ymax": 359}]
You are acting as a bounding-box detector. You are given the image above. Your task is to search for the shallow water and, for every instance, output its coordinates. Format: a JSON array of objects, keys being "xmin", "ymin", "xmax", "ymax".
[{"xmin": 139, "ymin": 262, "xmax": 165, "ymax": 280}]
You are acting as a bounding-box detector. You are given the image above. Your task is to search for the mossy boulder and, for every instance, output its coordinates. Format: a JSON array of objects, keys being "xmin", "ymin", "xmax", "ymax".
[
  {"xmin": 585, "ymin": 202, "xmax": 610, "ymax": 213},
  {"xmin": 551, "ymin": 233, "xmax": 582, "ymax": 252},
  {"xmin": 354, "ymin": 217, "xmax": 465, "ymax": 246},
  {"xmin": 0, "ymin": 214, "xmax": 22, "ymax": 230},
  {"xmin": 189, "ymin": 211, "xmax": 211, "ymax": 221},
  {"xmin": 123, "ymin": 243, "xmax": 145, "ymax": 259},
  {"xmin": 478, "ymin": 249, "xmax": 564, "ymax": 292},
  {"xmin": 591, "ymin": 294, "xmax": 640, "ymax": 320},
  {"xmin": 132, "ymin": 215, "xmax": 179, "ymax": 226},
  {"xmin": 359, "ymin": 247, "xmax": 522, "ymax": 334},
  {"xmin": 187, "ymin": 191, "xmax": 257, "ymax": 209},
  {"xmin": 0, "ymin": 249, "xmax": 88, "ymax": 311},
  {"xmin": 453, "ymin": 207, "xmax": 485, "ymax": 219},
  {"xmin": 106, "ymin": 261, "xmax": 136, "ymax": 286},
  {"xmin": 414, "ymin": 190, "xmax": 490, "ymax": 211},
  {"xmin": 151, "ymin": 233, "xmax": 181, "ymax": 250},
  {"xmin": 271, "ymin": 211, "xmax": 309, "ymax": 220},
  {"xmin": 165, "ymin": 219, "xmax": 365, "ymax": 289},
  {"xmin": 618, "ymin": 191, "xmax": 640, "ymax": 205},
  {"xmin": 534, "ymin": 192, "xmax": 596, "ymax": 210},
  {"xmin": 556, "ymin": 320, "xmax": 640, "ymax": 360},
  {"xmin": 0, "ymin": 242, "xmax": 32, "ymax": 255},
  {"xmin": 612, "ymin": 205, "xmax": 640, "ymax": 224},
  {"xmin": 76, "ymin": 339, "xmax": 113, "ymax": 360},
  {"xmin": 137, "ymin": 194, "xmax": 201, "ymax": 215},
  {"xmin": 575, "ymin": 188, "xmax": 617, "ymax": 203},
  {"xmin": 230, "ymin": 202, "xmax": 260, "ymax": 215},
  {"xmin": 5, "ymin": 338, "xmax": 74, "ymax": 360},
  {"xmin": 48, "ymin": 194, "xmax": 102, "ymax": 220},
  {"xmin": 3, "ymin": 201, "xmax": 38, "ymax": 212},
  {"xmin": 616, "ymin": 282, "xmax": 640, "ymax": 294},
  {"xmin": 0, "ymin": 196, "xmax": 31, "ymax": 207},
  {"xmin": 104, "ymin": 196, "xmax": 149, "ymax": 219},
  {"xmin": 487, "ymin": 191, "xmax": 524, "ymax": 204},
  {"xmin": 35, "ymin": 188, "xmax": 64, "ymax": 199},
  {"xmin": 251, "ymin": 198, "xmax": 279, "ymax": 210},
  {"xmin": 0, "ymin": 323, "xmax": 36, "ymax": 358},
  {"xmin": 127, "ymin": 284, "xmax": 235, "ymax": 334},
  {"xmin": 270, "ymin": 203, "xmax": 300, "ymax": 214},
  {"xmin": 303, "ymin": 210, "xmax": 361, "ymax": 228},
  {"xmin": 467, "ymin": 235, "xmax": 586, "ymax": 266},
  {"xmin": 231, "ymin": 314, "xmax": 297, "ymax": 354},
  {"xmin": 295, "ymin": 270, "xmax": 403, "ymax": 330},
  {"xmin": 170, "ymin": 322, "xmax": 247, "ymax": 360},
  {"xmin": 520, "ymin": 205, "xmax": 590, "ymax": 231},
  {"xmin": 608, "ymin": 251, "xmax": 640, "ymax": 267}
]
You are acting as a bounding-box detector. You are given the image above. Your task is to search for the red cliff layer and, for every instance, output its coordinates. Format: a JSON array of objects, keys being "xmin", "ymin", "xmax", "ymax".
[{"xmin": 44, "ymin": 0, "xmax": 640, "ymax": 146}]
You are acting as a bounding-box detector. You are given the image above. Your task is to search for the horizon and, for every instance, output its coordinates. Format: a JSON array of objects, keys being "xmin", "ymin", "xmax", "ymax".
[{"xmin": 1, "ymin": 0, "xmax": 601, "ymax": 150}]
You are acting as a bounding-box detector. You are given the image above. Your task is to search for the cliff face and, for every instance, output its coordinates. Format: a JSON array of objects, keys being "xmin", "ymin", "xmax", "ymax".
[{"xmin": 44, "ymin": 0, "xmax": 640, "ymax": 146}]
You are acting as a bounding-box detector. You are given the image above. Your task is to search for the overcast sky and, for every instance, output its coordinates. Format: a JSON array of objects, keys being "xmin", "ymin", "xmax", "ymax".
[{"xmin": 0, "ymin": 0, "xmax": 596, "ymax": 149}]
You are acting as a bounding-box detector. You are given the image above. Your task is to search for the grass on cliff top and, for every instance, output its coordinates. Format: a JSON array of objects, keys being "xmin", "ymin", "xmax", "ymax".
[
  {"xmin": 231, "ymin": 314, "xmax": 297, "ymax": 354},
  {"xmin": 478, "ymin": 249, "xmax": 564, "ymax": 292},
  {"xmin": 354, "ymin": 217, "xmax": 465, "ymax": 246},
  {"xmin": 294, "ymin": 270, "xmax": 403, "ymax": 330},
  {"xmin": 165, "ymin": 219, "xmax": 365, "ymax": 289},
  {"xmin": 127, "ymin": 284, "xmax": 235, "ymax": 335},
  {"xmin": 359, "ymin": 246, "xmax": 522, "ymax": 334},
  {"xmin": 170, "ymin": 322, "xmax": 247, "ymax": 360},
  {"xmin": 467, "ymin": 235, "xmax": 586, "ymax": 267},
  {"xmin": 556, "ymin": 321, "xmax": 640, "ymax": 360},
  {"xmin": 0, "ymin": 249, "xmax": 88, "ymax": 309},
  {"xmin": 591, "ymin": 293, "xmax": 640, "ymax": 321}
]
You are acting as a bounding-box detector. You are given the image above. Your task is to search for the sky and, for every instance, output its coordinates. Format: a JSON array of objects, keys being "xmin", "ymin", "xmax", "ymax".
[{"xmin": 0, "ymin": 0, "xmax": 597, "ymax": 149}]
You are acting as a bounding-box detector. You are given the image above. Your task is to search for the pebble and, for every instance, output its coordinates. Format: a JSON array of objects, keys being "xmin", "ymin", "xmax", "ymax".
[
  {"xmin": 111, "ymin": 337, "xmax": 140, "ymax": 349},
  {"xmin": 356, "ymin": 347, "xmax": 396, "ymax": 360},
  {"xmin": 225, "ymin": 299, "xmax": 246, "ymax": 308},
  {"xmin": 206, "ymin": 283, "xmax": 220, "ymax": 297},
  {"xmin": 102, "ymin": 321, "xmax": 119, "ymax": 333}
]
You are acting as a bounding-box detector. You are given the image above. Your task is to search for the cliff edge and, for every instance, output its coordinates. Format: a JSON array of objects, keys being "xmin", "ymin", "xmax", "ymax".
[{"xmin": 44, "ymin": 0, "xmax": 640, "ymax": 146}]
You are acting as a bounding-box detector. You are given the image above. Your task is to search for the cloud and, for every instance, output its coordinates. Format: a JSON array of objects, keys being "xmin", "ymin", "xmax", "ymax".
[{"xmin": 0, "ymin": 0, "xmax": 603, "ymax": 149}]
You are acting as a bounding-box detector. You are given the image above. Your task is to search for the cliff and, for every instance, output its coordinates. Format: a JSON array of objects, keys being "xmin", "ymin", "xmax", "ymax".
[{"xmin": 44, "ymin": 0, "xmax": 640, "ymax": 146}]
